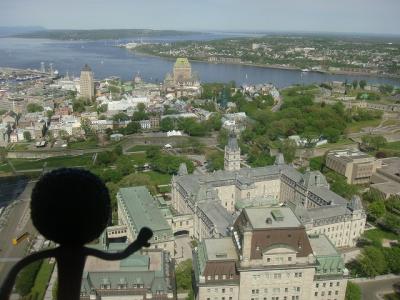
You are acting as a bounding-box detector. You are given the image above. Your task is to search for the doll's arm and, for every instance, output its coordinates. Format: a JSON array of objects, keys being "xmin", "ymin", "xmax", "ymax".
[
  {"xmin": 0, "ymin": 248, "xmax": 56, "ymax": 299},
  {"xmin": 84, "ymin": 227, "xmax": 152, "ymax": 261}
]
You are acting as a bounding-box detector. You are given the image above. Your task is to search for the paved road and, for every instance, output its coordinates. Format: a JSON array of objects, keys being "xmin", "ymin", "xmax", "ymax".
[
  {"xmin": 0, "ymin": 181, "xmax": 37, "ymax": 287},
  {"xmin": 174, "ymin": 234, "xmax": 192, "ymax": 265},
  {"xmin": 358, "ymin": 277, "xmax": 400, "ymax": 300}
]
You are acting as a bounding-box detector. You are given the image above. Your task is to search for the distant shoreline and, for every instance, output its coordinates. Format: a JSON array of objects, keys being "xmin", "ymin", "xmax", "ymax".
[{"xmin": 129, "ymin": 48, "xmax": 400, "ymax": 81}]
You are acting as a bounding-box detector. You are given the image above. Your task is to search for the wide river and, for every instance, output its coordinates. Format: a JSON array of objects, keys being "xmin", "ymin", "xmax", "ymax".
[{"xmin": 0, "ymin": 33, "xmax": 399, "ymax": 88}]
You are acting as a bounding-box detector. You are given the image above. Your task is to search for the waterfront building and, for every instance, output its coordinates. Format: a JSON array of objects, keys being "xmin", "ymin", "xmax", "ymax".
[
  {"xmin": 326, "ymin": 149, "xmax": 380, "ymax": 184},
  {"xmin": 80, "ymin": 64, "xmax": 95, "ymax": 100},
  {"xmin": 192, "ymin": 207, "xmax": 348, "ymax": 300}
]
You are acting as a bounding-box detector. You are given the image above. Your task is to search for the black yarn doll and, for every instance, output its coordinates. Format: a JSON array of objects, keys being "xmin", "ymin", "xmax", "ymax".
[{"xmin": 0, "ymin": 168, "xmax": 153, "ymax": 300}]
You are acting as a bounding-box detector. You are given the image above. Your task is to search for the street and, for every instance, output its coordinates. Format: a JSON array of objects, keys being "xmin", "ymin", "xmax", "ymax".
[
  {"xmin": 174, "ymin": 234, "xmax": 192, "ymax": 265},
  {"xmin": 357, "ymin": 276, "xmax": 400, "ymax": 300},
  {"xmin": 0, "ymin": 181, "xmax": 37, "ymax": 287}
]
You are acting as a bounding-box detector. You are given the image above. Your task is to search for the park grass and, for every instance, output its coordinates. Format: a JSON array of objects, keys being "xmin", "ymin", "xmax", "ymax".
[
  {"xmin": 67, "ymin": 139, "xmax": 99, "ymax": 150},
  {"xmin": 382, "ymin": 141, "xmax": 400, "ymax": 150},
  {"xmin": 316, "ymin": 138, "xmax": 355, "ymax": 149},
  {"xmin": 7, "ymin": 154, "xmax": 94, "ymax": 171},
  {"xmin": 0, "ymin": 162, "xmax": 13, "ymax": 173},
  {"xmin": 345, "ymin": 118, "xmax": 382, "ymax": 134},
  {"xmin": 30, "ymin": 259, "xmax": 55, "ymax": 300},
  {"xmin": 126, "ymin": 152, "xmax": 147, "ymax": 166},
  {"xmin": 145, "ymin": 171, "xmax": 172, "ymax": 186},
  {"xmin": 11, "ymin": 143, "xmax": 30, "ymax": 151},
  {"xmin": 126, "ymin": 145, "xmax": 161, "ymax": 152},
  {"xmin": 363, "ymin": 228, "xmax": 400, "ymax": 245}
]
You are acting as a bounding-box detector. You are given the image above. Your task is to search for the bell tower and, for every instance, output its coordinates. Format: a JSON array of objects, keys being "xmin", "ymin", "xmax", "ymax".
[{"xmin": 224, "ymin": 131, "xmax": 241, "ymax": 171}]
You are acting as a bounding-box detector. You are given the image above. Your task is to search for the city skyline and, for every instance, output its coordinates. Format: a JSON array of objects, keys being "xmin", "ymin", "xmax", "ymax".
[{"xmin": 1, "ymin": 0, "xmax": 400, "ymax": 35}]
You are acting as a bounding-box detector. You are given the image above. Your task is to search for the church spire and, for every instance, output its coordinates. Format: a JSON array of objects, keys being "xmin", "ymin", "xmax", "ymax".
[{"xmin": 224, "ymin": 131, "xmax": 241, "ymax": 171}]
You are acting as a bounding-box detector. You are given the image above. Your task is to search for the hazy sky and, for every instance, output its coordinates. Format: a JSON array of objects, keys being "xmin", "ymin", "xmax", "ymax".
[{"xmin": 1, "ymin": 0, "xmax": 400, "ymax": 35}]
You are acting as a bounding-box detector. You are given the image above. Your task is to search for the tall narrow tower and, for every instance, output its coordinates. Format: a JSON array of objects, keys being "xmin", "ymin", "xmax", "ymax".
[
  {"xmin": 80, "ymin": 64, "xmax": 95, "ymax": 101},
  {"xmin": 224, "ymin": 132, "xmax": 241, "ymax": 171}
]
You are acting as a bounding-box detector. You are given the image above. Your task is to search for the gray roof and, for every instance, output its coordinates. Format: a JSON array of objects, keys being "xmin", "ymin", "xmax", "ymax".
[
  {"xmin": 308, "ymin": 186, "xmax": 347, "ymax": 206},
  {"xmin": 245, "ymin": 207, "xmax": 301, "ymax": 229},
  {"xmin": 309, "ymin": 234, "xmax": 339, "ymax": 256},
  {"xmin": 307, "ymin": 205, "xmax": 349, "ymax": 221},
  {"xmin": 118, "ymin": 187, "xmax": 172, "ymax": 234},
  {"xmin": 82, "ymin": 64, "xmax": 92, "ymax": 72},
  {"xmin": 203, "ymin": 238, "xmax": 238, "ymax": 261},
  {"xmin": 198, "ymin": 200, "xmax": 234, "ymax": 236},
  {"xmin": 227, "ymin": 132, "xmax": 239, "ymax": 151},
  {"xmin": 302, "ymin": 171, "xmax": 329, "ymax": 189}
]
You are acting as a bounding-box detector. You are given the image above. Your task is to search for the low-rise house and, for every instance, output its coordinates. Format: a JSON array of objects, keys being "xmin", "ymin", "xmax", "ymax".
[{"xmin": 139, "ymin": 119, "xmax": 151, "ymax": 130}]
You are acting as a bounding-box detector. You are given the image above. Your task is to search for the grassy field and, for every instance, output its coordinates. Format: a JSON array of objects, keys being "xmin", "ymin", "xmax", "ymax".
[
  {"xmin": 345, "ymin": 119, "xmax": 382, "ymax": 134},
  {"xmin": 67, "ymin": 139, "xmax": 99, "ymax": 149},
  {"xmin": 145, "ymin": 171, "xmax": 172, "ymax": 186},
  {"xmin": 10, "ymin": 143, "xmax": 30, "ymax": 151},
  {"xmin": 382, "ymin": 141, "xmax": 400, "ymax": 150},
  {"xmin": 30, "ymin": 259, "xmax": 55, "ymax": 300},
  {"xmin": 0, "ymin": 154, "xmax": 94, "ymax": 172},
  {"xmin": 126, "ymin": 145, "xmax": 161, "ymax": 152},
  {"xmin": 363, "ymin": 228, "xmax": 400, "ymax": 245},
  {"xmin": 316, "ymin": 138, "xmax": 355, "ymax": 149}
]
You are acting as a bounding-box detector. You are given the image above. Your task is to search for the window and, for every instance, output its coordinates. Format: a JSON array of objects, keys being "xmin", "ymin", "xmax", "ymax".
[
  {"xmin": 222, "ymin": 288, "xmax": 225, "ymax": 293},
  {"xmin": 315, "ymin": 292, "xmax": 318, "ymax": 296},
  {"xmin": 330, "ymin": 282, "xmax": 333, "ymax": 287},
  {"xmin": 288, "ymin": 256, "xmax": 292, "ymax": 261}
]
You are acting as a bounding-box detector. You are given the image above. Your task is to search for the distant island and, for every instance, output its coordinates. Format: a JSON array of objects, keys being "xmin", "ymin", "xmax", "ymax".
[{"xmin": 12, "ymin": 29, "xmax": 201, "ymax": 40}]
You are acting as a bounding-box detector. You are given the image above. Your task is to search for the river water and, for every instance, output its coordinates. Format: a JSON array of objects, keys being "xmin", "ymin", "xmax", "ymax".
[{"xmin": 0, "ymin": 33, "xmax": 399, "ymax": 88}]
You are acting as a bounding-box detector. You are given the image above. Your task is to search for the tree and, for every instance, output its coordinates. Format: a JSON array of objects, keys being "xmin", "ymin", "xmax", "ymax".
[
  {"xmin": 279, "ymin": 139, "xmax": 297, "ymax": 163},
  {"xmin": 359, "ymin": 246, "xmax": 387, "ymax": 277},
  {"xmin": 352, "ymin": 80, "xmax": 358, "ymax": 90},
  {"xmin": 118, "ymin": 173, "xmax": 157, "ymax": 195},
  {"xmin": 23, "ymin": 131, "xmax": 32, "ymax": 142},
  {"xmin": 175, "ymin": 259, "xmax": 193, "ymax": 292},
  {"xmin": 160, "ymin": 117, "xmax": 174, "ymax": 132},
  {"xmin": 206, "ymin": 151, "xmax": 224, "ymax": 172},
  {"xmin": 112, "ymin": 113, "xmax": 130, "ymax": 122},
  {"xmin": 361, "ymin": 135, "xmax": 387, "ymax": 151},
  {"xmin": 26, "ymin": 103, "xmax": 44, "ymax": 113},
  {"xmin": 72, "ymin": 99, "xmax": 86, "ymax": 113},
  {"xmin": 323, "ymin": 127, "xmax": 341, "ymax": 143},
  {"xmin": 97, "ymin": 104, "xmax": 108, "ymax": 114},
  {"xmin": 125, "ymin": 121, "xmax": 141, "ymax": 134},
  {"xmin": 367, "ymin": 201, "xmax": 386, "ymax": 220},
  {"xmin": 345, "ymin": 282, "xmax": 361, "ymax": 300},
  {"xmin": 359, "ymin": 80, "xmax": 367, "ymax": 90}
]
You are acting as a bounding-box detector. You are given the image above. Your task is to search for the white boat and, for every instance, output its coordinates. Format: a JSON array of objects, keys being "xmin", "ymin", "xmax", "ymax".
[{"xmin": 301, "ymin": 69, "xmax": 310, "ymax": 72}]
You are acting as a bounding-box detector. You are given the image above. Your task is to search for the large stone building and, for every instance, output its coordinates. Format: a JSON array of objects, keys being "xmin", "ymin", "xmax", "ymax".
[
  {"xmin": 193, "ymin": 207, "xmax": 348, "ymax": 300},
  {"xmin": 117, "ymin": 187, "xmax": 175, "ymax": 256},
  {"xmin": 172, "ymin": 139, "xmax": 366, "ymax": 248},
  {"xmin": 80, "ymin": 64, "xmax": 95, "ymax": 100},
  {"xmin": 80, "ymin": 239, "xmax": 175, "ymax": 300},
  {"xmin": 325, "ymin": 149, "xmax": 380, "ymax": 184},
  {"xmin": 164, "ymin": 57, "xmax": 200, "ymax": 91}
]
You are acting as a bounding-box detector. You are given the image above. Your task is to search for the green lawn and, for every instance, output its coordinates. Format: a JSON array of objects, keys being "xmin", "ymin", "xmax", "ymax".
[
  {"xmin": 126, "ymin": 153, "xmax": 147, "ymax": 166},
  {"xmin": 5, "ymin": 154, "xmax": 94, "ymax": 171},
  {"xmin": 145, "ymin": 171, "xmax": 172, "ymax": 185},
  {"xmin": 382, "ymin": 141, "xmax": 400, "ymax": 150},
  {"xmin": 126, "ymin": 145, "xmax": 161, "ymax": 152},
  {"xmin": 316, "ymin": 138, "xmax": 355, "ymax": 149},
  {"xmin": 345, "ymin": 119, "xmax": 382, "ymax": 134},
  {"xmin": 11, "ymin": 143, "xmax": 30, "ymax": 151},
  {"xmin": 67, "ymin": 139, "xmax": 99, "ymax": 149},
  {"xmin": 30, "ymin": 259, "xmax": 55, "ymax": 300},
  {"xmin": 363, "ymin": 228, "xmax": 400, "ymax": 245},
  {"xmin": 0, "ymin": 162, "xmax": 13, "ymax": 173}
]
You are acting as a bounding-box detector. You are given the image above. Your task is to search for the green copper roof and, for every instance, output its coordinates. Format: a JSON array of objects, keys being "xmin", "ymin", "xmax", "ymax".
[
  {"xmin": 174, "ymin": 57, "xmax": 190, "ymax": 68},
  {"xmin": 117, "ymin": 187, "xmax": 172, "ymax": 235}
]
